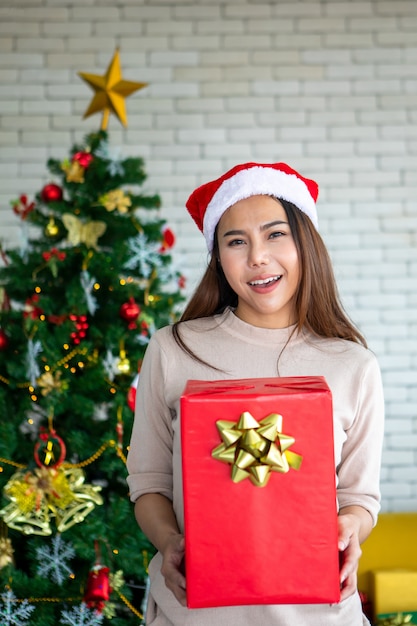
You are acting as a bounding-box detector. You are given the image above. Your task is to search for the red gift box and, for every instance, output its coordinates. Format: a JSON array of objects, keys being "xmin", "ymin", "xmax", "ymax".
[{"xmin": 181, "ymin": 376, "xmax": 340, "ymax": 609}]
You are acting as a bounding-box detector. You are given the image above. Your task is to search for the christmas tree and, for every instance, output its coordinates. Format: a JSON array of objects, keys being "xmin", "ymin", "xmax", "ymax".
[{"xmin": 0, "ymin": 51, "xmax": 185, "ymax": 626}]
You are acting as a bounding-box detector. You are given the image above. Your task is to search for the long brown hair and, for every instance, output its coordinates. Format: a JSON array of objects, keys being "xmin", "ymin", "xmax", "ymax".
[{"xmin": 172, "ymin": 198, "xmax": 367, "ymax": 357}]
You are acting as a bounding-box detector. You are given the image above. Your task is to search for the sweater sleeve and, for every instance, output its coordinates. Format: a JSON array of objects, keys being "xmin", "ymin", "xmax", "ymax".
[
  {"xmin": 336, "ymin": 351, "xmax": 385, "ymax": 525},
  {"xmin": 126, "ymin": 333, "xmax": 174, "ymax": 503}
]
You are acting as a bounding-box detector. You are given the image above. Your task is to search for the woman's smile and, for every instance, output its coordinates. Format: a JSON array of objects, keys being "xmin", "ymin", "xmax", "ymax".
[{"xmin": 248, "ymin": 274, "xmax": 282, "ymax": 289}]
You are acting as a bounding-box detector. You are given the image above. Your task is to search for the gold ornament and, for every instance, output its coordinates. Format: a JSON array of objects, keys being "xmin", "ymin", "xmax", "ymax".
[
  {"xmin": 0, "ymin": 536, "xmax": 14, "ymax": 569},
  {"xmin": 61, "ymin": 159, "xmax": 85, "ymax": 183},
  {"xmin": 37, "ymin": 370, "xmax": 65, "ymax": 396},
  {"xmin": 45, "ymin": 216, "xmax": 60, "ymax": 238},
  {"xmin": 116, "ymin": 350, "xmax": 131, "ymax": 375},
  {"xmin": 0, "ymin": 466, "xmax": 103, "ymax": 536},
  {"xmin": 62, "ymin": 214, "xmax": 106, "ymax": 250},
  {"xmin": 78, "ymin": 48, "xmax": 148, "ymax": 130},
  {"xmin": 0, "ymin": 290, "xmax": 8, "ymax": 315},
  {"xmin": 212, "ymin": 411, "xmax": 303, "ymax": 487},
  {"xmin": 99, "ymin": 189, "xmax": 132, "ymax": 214}
]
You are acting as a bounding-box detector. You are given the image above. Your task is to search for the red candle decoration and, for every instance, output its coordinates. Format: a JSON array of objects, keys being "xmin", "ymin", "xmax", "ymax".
[
  {"xmin": 119, "ymin": 297, "xmax": 140, "ymax": 330},
  {"xmin": 84, "ymin": 565, "xmax": 111, "ymax": 612},
  {"xmin": 41, "ymin": 183, "xmax": 63, "ymax": 204}
]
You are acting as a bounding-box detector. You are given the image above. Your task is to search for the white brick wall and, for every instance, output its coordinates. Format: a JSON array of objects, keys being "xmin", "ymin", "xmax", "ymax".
[{"xmin": 0, "ymin": 0, "xmax": 416, "ymax": 512}]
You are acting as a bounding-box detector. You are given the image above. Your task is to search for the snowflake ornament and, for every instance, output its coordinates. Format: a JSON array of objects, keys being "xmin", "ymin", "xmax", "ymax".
[
  {"xmin": 102, "ymin": 349, "xmax": 119, "ymax": 381},
  {"xmin": 19, "ymin": 403, "xmax": 47, "ymax": 440},
  {"xmin": 92, "ymin": 402, "xmax": 111, "ymax": 422},
  {"xmin": 95, "ymin": 142, "xmax": 125, "ymax": 177},
  {"xmin": 36, "ymin": 534, "xmax": 75, "ymax": 585},
  {"xmin": 60, "ymin": 602, "xmax": 104, "ymax": 626},
  {"xmin": 80, "ymin": 270, "xmax": 98, "ymax": 315},
  {"xmin": 123, "ymin": 233, "xmax": 163, "ymax": 278},
  {"xmin": 0, "ymin": 589, "xmax": 35, "ymax": 626},
  {"xmin": 26, "ymin": 338, "xmax": 42, "ymax": 385}
]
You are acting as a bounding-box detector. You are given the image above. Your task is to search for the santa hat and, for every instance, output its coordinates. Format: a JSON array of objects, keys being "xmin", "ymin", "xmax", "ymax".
[{"xmin": 186, "ymin": 162, "xmax": 319, "ymax": 251}]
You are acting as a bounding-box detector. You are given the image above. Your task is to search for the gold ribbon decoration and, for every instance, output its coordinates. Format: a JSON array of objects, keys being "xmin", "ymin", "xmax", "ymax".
[
  {"xmin": 212, "ymin": 411, "xmax": 302, "ymax": 487},
  {"xmin": 99, "ymin": 189, "xmax": 132, "ymax": 214},
  {"xmin": 0, "ymin": 466, "xmax": 103, "ymax": 536},
  {"xmin": 62, "ymin": 214, "xmax": 106, "ymax": 250},
  {"xmin": 0, "ymin": 536, "xmax": 14, "ymax": 569},
  {"xmin": 37, "ymin": 370, "xmax": 66, "ymax": 396},
  {"xmin": 61, "ymin": 159, "xmax": 85, "ymax": 183},
  {"xmin": 0, "ymin": 523, "xmax": 14, "ymax": 570},
  {"xmin": 376, "ymin": 615, "xmax": 416, "ymax": 626}
]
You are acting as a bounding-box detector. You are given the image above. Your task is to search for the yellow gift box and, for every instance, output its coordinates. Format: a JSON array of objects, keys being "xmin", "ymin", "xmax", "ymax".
[{"xmin": 371, "ymin": 570, "xmax": 417, "ymax": 616}]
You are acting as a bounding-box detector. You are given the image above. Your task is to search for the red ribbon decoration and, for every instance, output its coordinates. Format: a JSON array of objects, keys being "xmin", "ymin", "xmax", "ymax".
[{"xmin": 12, "ymin": 194, "xmax": 35, "ymax": 220}]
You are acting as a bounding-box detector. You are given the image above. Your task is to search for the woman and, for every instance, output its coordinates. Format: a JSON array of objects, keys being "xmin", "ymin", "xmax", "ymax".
[{"xmin": 126, "ymin": 162, "xmax": 384, "ymax": 626}]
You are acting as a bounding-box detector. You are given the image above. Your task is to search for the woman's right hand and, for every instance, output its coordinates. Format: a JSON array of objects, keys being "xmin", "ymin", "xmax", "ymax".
[
  {"xmin": 160, "ymin": 533, "xmax": 187, "ymax": 606},
  {"xmin": 134, "ymin": 495, "xmax": 187, "ymax": 606}
]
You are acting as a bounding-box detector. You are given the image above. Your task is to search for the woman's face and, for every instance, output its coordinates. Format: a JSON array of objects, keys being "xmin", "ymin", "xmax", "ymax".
[{"xmin": 217, "ymin": 195, "xmax": 300, "ymax": 329}]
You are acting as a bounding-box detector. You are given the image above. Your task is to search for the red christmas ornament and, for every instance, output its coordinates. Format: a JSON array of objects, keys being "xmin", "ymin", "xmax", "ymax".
[
  {"xmin": 73, "ymin": 151, "xmax": 93, "ymax": 169},
  {"xmin": 34, "ymin": 428, "xmax": 66, "ymax": 469},
  {"xmin": 84, "ymin": 565, "xmax": 111, "ymax": 612},
  {"xmin": 127, "ymin": 372, "xmax": 140, "ymax": 412},
  {"xmin": 42, "ymin": 247, "xmax": 66, "ymax": 262},
  {"xmin": 69, "ymin": 313, "xmax": 89, "ymax": 344},
  {"xmin": 160, "ymin": 226, "xmax": 175, "ymax": 252},
  {"xmin": 41, "ymin": 183, "xmax": 63, "ymax": 204},
  {"xmin": 0, "ymin": 329, "xmax": 9, "ymax": 351},
  {"xmin": 23, "ymin": 294, "xmax": 43, "ymax": 320},
  {"xmin": 119, "ymin": 297, "xmax": 140, "ymax": 330}
]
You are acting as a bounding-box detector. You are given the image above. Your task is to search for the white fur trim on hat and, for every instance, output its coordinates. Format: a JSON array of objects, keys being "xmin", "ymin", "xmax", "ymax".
[{"xmin": 202, "ymin": 166, "xmax": 318, "ymax": 250}]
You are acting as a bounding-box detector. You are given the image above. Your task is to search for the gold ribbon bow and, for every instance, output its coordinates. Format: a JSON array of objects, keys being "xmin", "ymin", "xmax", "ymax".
[{"xmin": 212, "ymin": 411, "xmax": 302, "ymax": 487}]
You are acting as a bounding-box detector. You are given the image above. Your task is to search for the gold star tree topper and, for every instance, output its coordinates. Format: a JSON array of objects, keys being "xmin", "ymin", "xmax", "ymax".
[{"xmin": 78, "ymin": 49, "xmax": 148, "ymax": 130}]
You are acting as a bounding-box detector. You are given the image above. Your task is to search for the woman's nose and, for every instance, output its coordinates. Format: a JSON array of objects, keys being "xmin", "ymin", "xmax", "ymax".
[{"xmin": 248, "ymin": 241, "xmax": 269, "ymax": 266}]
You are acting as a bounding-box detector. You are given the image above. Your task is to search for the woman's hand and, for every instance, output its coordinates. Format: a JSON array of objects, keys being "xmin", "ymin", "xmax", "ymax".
[
  {"xmin": 134, "ymin": 494, "xmax": 187, "ymax": 606},
  {"xmin": 160, "ymin": 533, "xmax": 187, "ymax": 606},
  {"xmin": 338, "ymin": 513, "xmax": 362, "ymax": 600},
  {"xmin": 338, "ymin": 506, "xmax": 373, "ymax": 601}
]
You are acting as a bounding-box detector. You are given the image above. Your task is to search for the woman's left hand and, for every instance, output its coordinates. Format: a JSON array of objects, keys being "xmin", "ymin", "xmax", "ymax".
[
  {"xmin": 337, "ymin": 505, "xmax": 374, "ymax": 601},
  {"xmin": 338, "ymin": 512, "xmax": 362, "ymax": 600}
]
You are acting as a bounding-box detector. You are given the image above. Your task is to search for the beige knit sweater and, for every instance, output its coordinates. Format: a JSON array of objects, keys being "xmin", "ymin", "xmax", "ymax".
[{"xmin": 127, "ymin": 308, "xmax": 384, "ymax": 626}]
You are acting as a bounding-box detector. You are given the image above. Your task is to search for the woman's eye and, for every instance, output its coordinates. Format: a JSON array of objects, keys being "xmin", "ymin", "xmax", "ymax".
[
  {"xmin": 269, "ymin": 230, "xmax": 285, "ymax": 239},
  {"xmin": 228, "ymin": 238, "xmax": 245, "ymax": 246}
]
